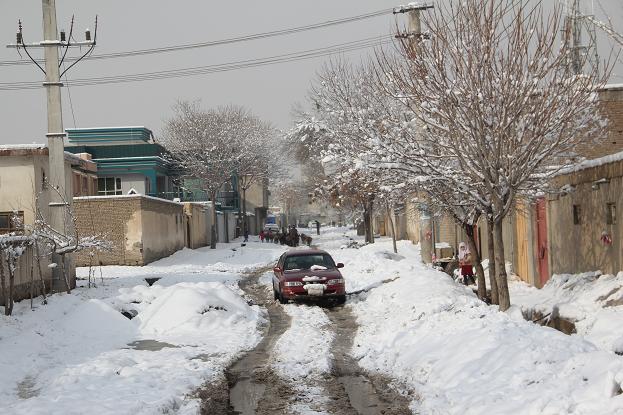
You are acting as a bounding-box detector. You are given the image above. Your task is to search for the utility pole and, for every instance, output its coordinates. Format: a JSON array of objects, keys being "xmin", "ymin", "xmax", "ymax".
[
  {"xmin": 393, "ymin": 2, "xmax": 434, "ymax": 49},
  {"xmin": 393, "ymin": 2, "xmax": 435, "ymax": 262},
  {"xmin": 7, "ymin": 0, "xmax": 96, "ymax": 291}
]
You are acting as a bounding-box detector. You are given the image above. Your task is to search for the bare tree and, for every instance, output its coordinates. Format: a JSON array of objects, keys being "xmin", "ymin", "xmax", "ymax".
[
  {"xmin": 163, "ymin": 102, "xmax": 249, "ymax": 248},
  {"xmin": 377, "ymin": 0, "xmax": 609, "ymax": 310},
  {"xmin": 235, "ymin": 116, "xmax": 281, "ymax": 237}
]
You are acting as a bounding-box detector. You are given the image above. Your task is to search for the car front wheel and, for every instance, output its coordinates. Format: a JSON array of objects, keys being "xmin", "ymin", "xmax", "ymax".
[{"xmin": 336, "ymin": 295, "xmax": 346, "ymax": 305}]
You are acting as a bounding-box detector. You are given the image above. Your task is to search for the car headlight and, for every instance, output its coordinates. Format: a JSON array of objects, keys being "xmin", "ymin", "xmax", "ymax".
[
  {"xmin": 327, "ymin": 279, "xmax": 344, "ymax": 285},
  {"xmin": 284, "ymin": 281, "xmax": 303, "ymax": 287}
]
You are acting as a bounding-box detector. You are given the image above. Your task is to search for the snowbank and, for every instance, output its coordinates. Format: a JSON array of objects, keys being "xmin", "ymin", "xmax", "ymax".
[
  {"xmin": 0, "ymin": 240, "xmax": 278, "ymax": 414},
  {"xmin": 510, "ymin": 271, "xmax": 623, "ymax": 353},
  {"xmin": 317, "ymin": 233, "xmax": 623, "ymax": 415}
]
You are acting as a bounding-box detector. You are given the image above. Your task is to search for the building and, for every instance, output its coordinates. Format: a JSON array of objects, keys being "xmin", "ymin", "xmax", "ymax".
[
  {"xmin": 65, "ymin": 126, "xmax": 178, "ymax": 197},
  {"xmin": 0, "ymin": 144, "xmax": 95, "ymax": 304}
]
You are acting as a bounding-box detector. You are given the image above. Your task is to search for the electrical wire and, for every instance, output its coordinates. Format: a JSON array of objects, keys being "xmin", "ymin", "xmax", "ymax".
[
  {"xmin": 0, "ymin": 8, "xmax": 392, "ymax": 67},
  {"xmin": 0, "ymin": 36, "xmax": 392, "ymax": 91}
]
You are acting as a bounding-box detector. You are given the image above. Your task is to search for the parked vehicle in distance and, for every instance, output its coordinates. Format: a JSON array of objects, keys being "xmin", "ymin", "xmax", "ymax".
[
  {"xmin": 272, "ymin": 249, "xmax": 346, "ymax": 304},
  {"xmin": 263, "ymin": 223, "xmax": 280, "ymax": 233},
  {"xmin": 307, "ymin": 220, "xmax": 319, "ymax": 228}
]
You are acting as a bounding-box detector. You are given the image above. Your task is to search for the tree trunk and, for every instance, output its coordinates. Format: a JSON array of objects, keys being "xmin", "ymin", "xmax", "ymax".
[
  {"xmin": 210, "ymin": 191, "xmax": 218, "ymax": 249},
  {"xmin": 387, "ymin": 205, "xmax": 398, "ymax": 254},
  {"xmin": 0, "ymin": 257, "xmax": 8, "ymax": 316},
  {"xmin": 487, "ymin": 218, "xmax": 498, "ymax": 305},
  {"xmin": 60, "ymin": 255, "xmax": 71, "ymax": 294},
  {"xmin": 363, "ymin": 198, "xmax": 374, "ymax": 244},
  {"xmin": 7, "ymin": 257, "xmax": 15, "ymax": 316},
  {"xmin": 464, "ymin": 223, "xmax": 486, "ymax": 301},
  {"xmin": 35, "ymin": 242, "xmax": 47, "ymax": 304},
  {"xmin": 493, "ymin": 218, "xmax": 511, "ymax": 311},
  {"xmin": 242, "ymin": 188, "xmax": 247, "ymax": 236}
]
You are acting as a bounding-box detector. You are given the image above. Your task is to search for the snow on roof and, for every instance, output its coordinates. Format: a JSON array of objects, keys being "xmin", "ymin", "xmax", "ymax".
[
  {"xmin": 73, "ymin": 194, "xmax": 183, "ymax": 206},
  {"xmin": 0, "ymin": 143, "xmax": 46, "ymax": 150},
  {"xmin": 557, "ymin": 150, "xmax": 623, "ymax": 176},
  {"xmin": 600, "ymin": 83, "xmax": 623, "ymax": 91}
]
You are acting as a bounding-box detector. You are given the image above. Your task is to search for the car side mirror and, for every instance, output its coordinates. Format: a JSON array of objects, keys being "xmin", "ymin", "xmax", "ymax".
[
  {"xmin": 336, "ymin": 263, "xmax": 344, "ymax": 269},
  {"xmin": 273, "ymin": 266, "xmax": 282, "ymax": 273}
]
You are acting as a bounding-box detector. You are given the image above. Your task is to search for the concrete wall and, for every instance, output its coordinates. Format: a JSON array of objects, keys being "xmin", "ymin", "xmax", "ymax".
[
  {"xmin": 140, "ymin": 197, "xmax": 186, "ymax": 264},
  {"xmin": 0, "ymin": 152, "xmax": 77, "ymax": 303},
  {"xmin": 120, "ymin": 173, "xmax": 148, "ymax": 195},
  {"xmin": 547, "ymin": 160, "xmax": 623, "ymax": 276},
  {"xmin": 73, "ymin": 195, "xmax": 186, "ymax": 266},
  {"xmin": 183, "ymin": 202, "xmax": 209, "ymax": 249}
]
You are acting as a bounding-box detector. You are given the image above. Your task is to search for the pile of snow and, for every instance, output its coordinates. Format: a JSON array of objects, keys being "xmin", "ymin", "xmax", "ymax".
[
  {"xmin": 510, "ymin": 271, "xmax": 623, "ymax": 353},
  {"xmin": 1, "ymin": 240, "xmax": 276, "ymax": 414},
  {"xmin": 316, "ymin": 233, "xmax": 623, "ymax": 414}
]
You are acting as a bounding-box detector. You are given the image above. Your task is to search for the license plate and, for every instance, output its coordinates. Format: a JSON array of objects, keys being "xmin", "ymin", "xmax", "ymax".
[{"xmin": 307, "ymin": 287, "xmax": 324, "ymax": 296}]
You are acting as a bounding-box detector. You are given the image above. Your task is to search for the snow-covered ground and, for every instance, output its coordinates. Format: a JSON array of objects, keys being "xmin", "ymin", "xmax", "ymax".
[
  {"xmin": 0, "ymin": 241, "xmax": 285, "ymax": 414},
  {"xmin": 3, "ymin": 227, "xmax": 623, "ymax": 414},
  {"xmin": 509, "ymin": 271, "xmax": 623, "ymax": 354},
  {"xmin": 259, "ymin": 271, "xmax": 334, "ymax": 414},
  {"xmin": 314, "ymin": 229, "xmax": 623, "ymax": 415}
]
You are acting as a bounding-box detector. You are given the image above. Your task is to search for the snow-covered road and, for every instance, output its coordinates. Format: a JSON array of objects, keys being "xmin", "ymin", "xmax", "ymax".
[{"xmin": 2, "ymin": 227, "xmax": 623, "ymax": 414}]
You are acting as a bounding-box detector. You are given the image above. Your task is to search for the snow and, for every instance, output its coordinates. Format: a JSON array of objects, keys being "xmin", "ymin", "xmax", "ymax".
[
  {"xmin": 314, "ymin": 229, "xmax": 623, "ymax": 415},
  {"xmin": 310, "ymin": 264, "xmax": 327, "ymax": 270},
  {"xmin": 0, "ymin": 240, "xmax": 285, "ymax": 414},
  {"xmin": 261, "ymin": 271, "xmax": 334, "ymax": 414},
  {"xmin": 0, "ymin": 143, "xmax": 46, "ymax": 150},
  {"xmin": 509, "ymin": 271, "xmax": 623, "ymax": 353},
  {"xmin": 557, "ymin": 149, "xmax": 623, "ymax": 175},
  {"xmin": 3, "ymin": 227, "xmax": 623, "ymax": 414}
]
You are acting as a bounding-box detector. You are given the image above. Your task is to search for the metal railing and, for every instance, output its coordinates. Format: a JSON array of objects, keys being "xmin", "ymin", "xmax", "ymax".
[{"xmin": 147, "ymin": 190, "xmax": 239, "ymax": 210}]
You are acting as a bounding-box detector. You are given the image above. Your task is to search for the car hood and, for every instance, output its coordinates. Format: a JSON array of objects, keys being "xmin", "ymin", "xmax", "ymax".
[{"xmin": 283, "ymin": 269, "xmax": 342, "ymax": 281}]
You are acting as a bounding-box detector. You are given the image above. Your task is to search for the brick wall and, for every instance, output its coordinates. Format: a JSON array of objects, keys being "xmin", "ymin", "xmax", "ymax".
[
  {"xmin": 74, "ymin": 196, "xmax": 186, "ymax": 266},
  {"xmin": 576, "ymin": 87, "xmax": 623, "ymax": 160},
  {"xmin": 74, "ymin": 196, "xmax": 142, "ymax": 266}
]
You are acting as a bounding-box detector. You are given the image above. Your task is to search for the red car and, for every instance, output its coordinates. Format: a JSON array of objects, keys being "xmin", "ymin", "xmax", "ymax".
[{"xmin": 272, "ymin": 249, "xmax": 346, "ymax": 304}]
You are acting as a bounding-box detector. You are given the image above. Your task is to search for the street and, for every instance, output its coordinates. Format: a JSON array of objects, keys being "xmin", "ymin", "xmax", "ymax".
[{"xmin": 2, "ymin": 227, "xmax": 622, "ymax": 414}]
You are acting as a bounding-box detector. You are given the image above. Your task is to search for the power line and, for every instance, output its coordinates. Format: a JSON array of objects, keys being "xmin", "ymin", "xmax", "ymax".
[
  {"xmin": 0, "ymin": 8, "xmax": 392, "ymax": 67},
  {"xmin": 0, "ymin": 36, "xmax": 392, "ymax": 91}
]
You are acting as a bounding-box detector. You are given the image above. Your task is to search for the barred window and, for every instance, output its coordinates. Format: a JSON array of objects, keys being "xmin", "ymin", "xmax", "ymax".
[{"xmin": 0, "ymin": 211, "xmax": 24, "ymax": 234}]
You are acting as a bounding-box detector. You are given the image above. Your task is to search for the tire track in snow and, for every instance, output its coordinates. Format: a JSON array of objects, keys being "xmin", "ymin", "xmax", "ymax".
[
  {"xmin": 225, "ymin": 266, "xmax": 294, "ymax": 414},
  {"xmin": 323, "ymin": 305, "xmax": 411, "ymax": 415},
  {"xmin": 271, "ymin": 302, "xmax": 335, "ymax": 414}
]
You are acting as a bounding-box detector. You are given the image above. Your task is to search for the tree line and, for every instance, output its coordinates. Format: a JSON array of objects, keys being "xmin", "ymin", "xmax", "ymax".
[{"xmin": 286, "ymin": 0, "xmax": 611, "ymax": 311}]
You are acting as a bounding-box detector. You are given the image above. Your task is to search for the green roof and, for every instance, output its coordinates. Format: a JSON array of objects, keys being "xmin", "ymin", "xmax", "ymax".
[{"xmin": 66, "ymin": 127, "xmax": 153, "ymax": 145}]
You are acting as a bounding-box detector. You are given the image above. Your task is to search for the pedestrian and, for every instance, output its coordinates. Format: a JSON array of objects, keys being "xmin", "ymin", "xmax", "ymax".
[
  {"xmin": 316, "ymin": 221, "xmax": 320, "ymax": 235},
  {"xmin": 244, "ymin": 228, "xmax": 249, "ymax": 243},
  {"xmin": 458, "ymin": 242, "xmax": 475, "ymax": 285},
  {"xmin": 289, "ymin": 226, "xmax": 299, "ymax": 247},
  {"xmin": 259, "ymin": 230, "xmax": 265, "ymax": 243}
]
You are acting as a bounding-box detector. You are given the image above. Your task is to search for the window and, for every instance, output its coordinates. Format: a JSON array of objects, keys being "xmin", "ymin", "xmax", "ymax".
[
  {"xmin": 283, "ymin": 254, "xmax": 336, "ymax": 271},
  {"xmin": 607, "ymin": 203, "xmax": 617, "ymax": 225},
  {"xmin": 573, "ymin": 204, "xmax": 581, "ymax": 225},
  {"xmin": 0, "ymin": 211, "xmax": 24, "ymax": 234},
  {"xmin": 97, "ymin": 177, "xmax": 122, "ymax": 196}
]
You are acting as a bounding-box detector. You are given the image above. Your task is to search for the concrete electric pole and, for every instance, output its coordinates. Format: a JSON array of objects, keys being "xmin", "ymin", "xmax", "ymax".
[
  {"xmin": 393, "ymin": 2, "xmax": 435, "ymax": 262},
  {"xmin": 7, "ymin": 0, "xmax": 97, "ymax": 290},
  {"xmin": 393, "ymin": 2, "xmax": 434, "ymax": 48}
]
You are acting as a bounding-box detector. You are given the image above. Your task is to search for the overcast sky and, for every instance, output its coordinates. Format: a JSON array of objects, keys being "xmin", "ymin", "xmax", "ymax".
[{"xmin": 1, "ymin": 1, "xmax": 621, "ymax": 145}]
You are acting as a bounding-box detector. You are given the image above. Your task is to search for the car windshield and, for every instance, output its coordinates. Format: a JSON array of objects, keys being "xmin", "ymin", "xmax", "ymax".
[{"xmin": 283, "ymin": 254, "xmax": 336, "ymax": 271}]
